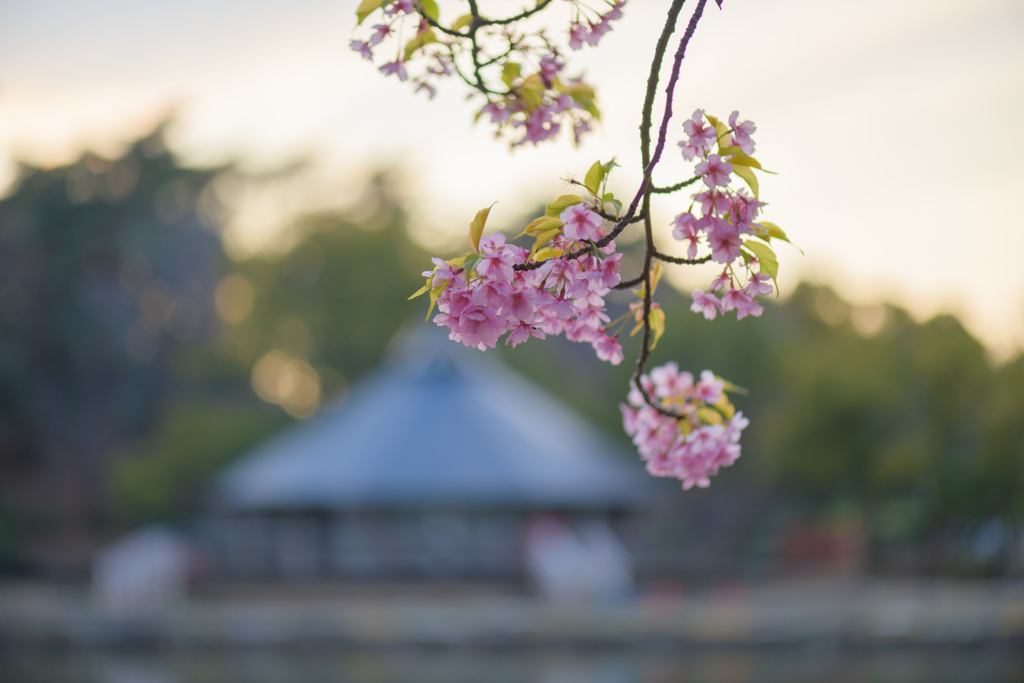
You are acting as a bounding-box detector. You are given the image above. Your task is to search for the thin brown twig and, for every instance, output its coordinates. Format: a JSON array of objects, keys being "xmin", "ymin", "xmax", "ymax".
[
  {"xmin": 654, "ymin": 251, "xmax": 712, "ymax": 266},
  {"xmin": 652, "ymin": 175, "xmax": 702, "ymax": 193}
]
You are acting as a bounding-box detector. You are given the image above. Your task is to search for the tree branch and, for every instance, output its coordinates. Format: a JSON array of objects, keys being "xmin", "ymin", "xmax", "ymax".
[
  {"xmin": 652, "ymin": 175, "xmax": 702, "ymax": 194},
  {"xmin": 654, "ymin": 251, "xmax": 711, "ymax": 266}
]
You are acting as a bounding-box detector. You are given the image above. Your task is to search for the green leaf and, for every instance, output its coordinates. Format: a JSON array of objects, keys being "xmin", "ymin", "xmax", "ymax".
[
  {"xmin": 462, "ymin": 252, "xmax": 482, "ymax": 277},
  {"xmin": 584, "ymin": 160, "xmax": 606, "ymax": 195},
  {"xmin": 743, "ymin": 239, "xmax": 778, "ymax": 284},
  {"xmin": 728, "ymin": 156, "xmax": 762, "ymax": 169},
  {"xmin": 557, "ymin": 82, "xmax": 600, "ymax": 121},
  {"xmin": 403, "ymin": 30, "xmax": 438, "ymax": 61},
  {"xmin": 721, "ymin": 379, "xmax": 749, "ymax": 395},
  {"xmin": 518, "ymin": 215, "xmax": 563, "ymax": 237},
  {"xmin": 545, "ymin": 194, "xmax": 584, "ymax": 217},
  {"xmin": 533, "ymin": 246, "xmax": 563, "ymax": 261},
  {"xmin": 697, "ymin": 407, "xmax": 724, "ymax": 426},
  {"xmin": 714, "ymin": 121, "xmax": 730, "ymax": 148},
  {"xmin": 518, "ymin": 73, "xmax": 545, "ymax": 110},
  {"xmin": 602, "ymin": 192, "xmax": 622, "ymax": 213},
  {"xmin": 501, "ymin": 62, "xmax": 521, "ymax": 89},
  {"xmin": 418, "ymin": 0, "xmax": 439, "ymax": 21},
  {"xmin": 356, "ymin": 0, "xmax": 385, "ymax": 25},
  {"xmin": 409, "ymin": 281, "xmax": 432, "ymax": 300},
  {"xmin": 731, "ymin": 163, "xmax": 759, "ymax": 199},
  {"xmin": 468, "ymin": 206, "xmax": 491, "ymax": 252},
  {"xmin": 452, "ymin": 13, "xmax": 473, "ymax": 30},
  {"xmin": 759, "ymin": 221, "xmax": 789, "ymax": 243},
  {"xmin": 713, "ymin": 396, "xmax": 735, "ymax": 420},
  {"xmin": 528, "ymin": 227, "xmax": 562, "ymax": 260}
]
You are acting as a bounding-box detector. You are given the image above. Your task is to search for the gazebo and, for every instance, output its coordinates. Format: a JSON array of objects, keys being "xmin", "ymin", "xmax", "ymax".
[{"xmin": 208, "ymin": 329, "xmax": 657, "ymax": 581}]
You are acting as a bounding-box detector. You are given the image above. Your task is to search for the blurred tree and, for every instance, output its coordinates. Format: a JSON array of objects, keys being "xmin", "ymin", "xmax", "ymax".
[
  {"xmin": 0, "ymin": 130, "xmax": 226, "ymax": 572},
  {"xmin": 109, "ymin": 172, "xmax": 431, "ymax": 523}
]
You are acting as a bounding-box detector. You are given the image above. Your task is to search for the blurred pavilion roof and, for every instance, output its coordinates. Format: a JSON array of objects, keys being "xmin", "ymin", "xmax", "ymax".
[{"xmin": 215, "ymin": 329, "xmax": 656, "ymax": 511}]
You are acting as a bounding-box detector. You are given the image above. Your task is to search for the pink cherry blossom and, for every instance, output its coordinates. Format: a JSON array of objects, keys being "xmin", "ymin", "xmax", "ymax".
[
  {"xmin": 573, "ymin": 120, "xmax": 592, "ymax": 146},
  {"xmin": 708, "ymin": 228, "xmax": 742, "ymax": 265},
  {"xmin": 719, "ymin": 286, "xmax": 747, "ymax": 312},
  {"xmin": 369, "ymin": 24, "xmax": 392, "ymax": 46},
  {"xmin": 457, "ymin": 307, "xmax": 508, "ymax": 350},
  {"xmin": 728, "ymin": 110, "xmax": 756, "ymax": 154},
  {"xmin": 481, "ymin": 102, "xmax": 510, "ymax": 125},
  {"xmin": 593, "ymin": 334, "xmax": 624, "ymax": 365},
  {"xmin": 744, "ymin": 271, "xmax": 773, "ymax": 297},
  {"xmin": 709, "ymin": 269, "xmax": 731, "ymax": 293},
  {"xmin": 682, "ymin": 110, "xmax": 716, "ymax": 152},
  {"xmin": 540, "ymin": 54, "xmax": 564, "ymax": 86},
  {"xmin": 514, "ymin": 107, "xmax": 560, "ymax": 146},
  {"xmin": 586, "ymin": 19, "xmax": 612, "ymax": 46},
  {"xmin": 350, "ymin": 40, "xmax": 373, "ymax": 61},
  {"xmin": 695, "ymin": 154, "xmax": 733, "ymax": 189},
  {"xmin": 560, "ymin": 203, "xmax": 604, "ymax": 243},
  {"xmin": 379, "ymin": 61, "xmax": 408, "ymax": 81},
  {"xmin": 690, "ymin": 290, "xmax": 721, "ymax": 320},
  {"xmin": 622, "ymin": 364, "xmax": 747, "ymax": 490},
  {"xmin": 568, "ymin": 22, "xmax": 588, "ymax": 50},
  {"xmin": 736, "ymin": 295, "xmax": 764, "ymax": 320},
  {"xmin": 678, "ymin": 140, "xmax": 703, "ymax": 161},
  {"xmin": 384, "ymin": 0, "xmax": 414, "ymax": 16},
  {"xmin": 672, "ymin": 212, "xmax": 701, "ymax": 259},
  {"xmin": 415, "ymin": 82, "xmax": 437, "ymax": 100},
  {"xmin": 505, "ymin": 322, "xmax": 546, "ymax": 347},
  {"xmin": 696, "ymin": 190, "xmax": 731, "ymax": 215},
  {"xmin": 696, "ymin": 370, "xmax": 724, "ymax": 403}
]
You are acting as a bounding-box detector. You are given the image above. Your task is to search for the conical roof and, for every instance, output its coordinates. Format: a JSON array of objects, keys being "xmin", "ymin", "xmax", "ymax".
[{"xmin": 215, "ymin": 329, "xmax": 655, "ymax": 511}]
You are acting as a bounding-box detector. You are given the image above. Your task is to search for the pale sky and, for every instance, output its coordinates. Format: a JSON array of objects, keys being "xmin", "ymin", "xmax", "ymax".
[{"xmin": 2, "ymin": 0, "xmax": 1023, "ymax": 358}]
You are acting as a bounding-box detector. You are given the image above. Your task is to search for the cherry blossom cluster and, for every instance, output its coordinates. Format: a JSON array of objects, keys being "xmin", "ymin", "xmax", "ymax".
[
  {"xmin": 621, "ymin": 363, "xmax": 748, "ymax": 490},
  {"xmin": 350, "ymin": 0, "xmax": 626, "ymax": 146},
  {"xmin": 386, "ymin": 0, "xmax": 792, "ymax": 492},
  {"xmin": 671, "ymin": 109, "xmax": 792, "ymax": 323},
  {"xmin": 418, "ymin": 206, "xmax": 626, "ymax": 365}
]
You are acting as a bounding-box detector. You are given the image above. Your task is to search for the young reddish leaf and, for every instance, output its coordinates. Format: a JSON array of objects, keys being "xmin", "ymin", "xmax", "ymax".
[
  {"xmin": 649, "ymin": 261, "xmax": 665, "ymax": 297},
  {"xmin": 650, "ymin": 307, "xmax": 666, "ymax": 350}
]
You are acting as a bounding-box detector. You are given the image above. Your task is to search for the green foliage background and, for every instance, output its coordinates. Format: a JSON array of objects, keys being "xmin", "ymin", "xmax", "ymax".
[{"xmin": 0, "ymin": 128, "xmax": 1022, "ymax": 573}]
